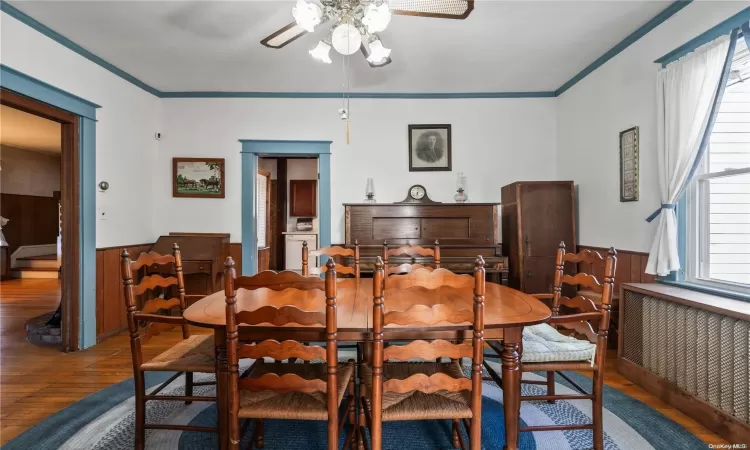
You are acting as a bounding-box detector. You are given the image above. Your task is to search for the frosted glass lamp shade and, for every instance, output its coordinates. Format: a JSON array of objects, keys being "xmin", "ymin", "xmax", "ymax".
[
  {"xmin": 309, "ymin": 41, "xmax": 332, "ymax": 63},
  {"xmin": 362, "ymin": 3, "xmax": 391, "ymax": 33},
  {"xmin": 331, "ymin": 22, "xmax": 362, "ymax": 55},
  {"xmin": 292, "ymin": 0, "xmax": 322, "ymax": 32},
  {"xmin": 366, "ymin": 39, "xmax": 391, "ymax": 64}
]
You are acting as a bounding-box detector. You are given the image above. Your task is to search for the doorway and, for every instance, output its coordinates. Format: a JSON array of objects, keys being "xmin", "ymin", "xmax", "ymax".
[
  {"xmin": 240, "ymin": 140, "xmax": 332, "ymax": 275},
  {"xmin": 0, "ymin": 69, "xmax": 97, "ymax": 351}
]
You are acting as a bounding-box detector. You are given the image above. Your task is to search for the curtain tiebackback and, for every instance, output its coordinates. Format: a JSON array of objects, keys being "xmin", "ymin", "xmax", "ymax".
[{"xmin": 645, "ymin": 203, "xmax": 677, "ymax": 223}]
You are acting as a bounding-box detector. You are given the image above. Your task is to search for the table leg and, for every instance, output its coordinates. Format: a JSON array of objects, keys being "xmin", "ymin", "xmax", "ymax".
[
  {"xmin": 215, "ymin": 329, "xmax": 229, "ymax": 450},
  {"xmin": 502, "ymin": 327, "xmax": 522, "ymax": 450}
]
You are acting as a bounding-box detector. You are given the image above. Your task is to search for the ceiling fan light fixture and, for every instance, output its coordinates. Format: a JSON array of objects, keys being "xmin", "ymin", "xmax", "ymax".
[
  {"xmin": 366, "ymin": 39, "xmax": 391, "ymax": 64},
  {"xmin": 292, "ymin": 0, "xmax": 322, "ymax": 32},
  {"xmin": 309, "ymin": 40, "xmax": 333, "ymax": 64},
  {"xmin": 362, "ymin": 3, "xmax": 391, "ymax": 33},
  {"xmin": 331, "ymin": 22, "xmax": 362, "ymax": 55}
]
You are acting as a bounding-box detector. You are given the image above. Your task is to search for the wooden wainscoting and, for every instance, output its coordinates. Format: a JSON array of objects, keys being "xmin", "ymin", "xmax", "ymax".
[
  {"xmin": 577, "ymin": 245, "xmax": 657, "ymax": 293},
  {"xmin": 95, "ymin": 244, "xmax": 152, "ymax": 342},
  {"xmin": 0, "ymin": 193, "xmax": 59, "ymax": 256},
  {"xmin": 229, "ymin": 242, "xmax": 242, "ymax": 273}
]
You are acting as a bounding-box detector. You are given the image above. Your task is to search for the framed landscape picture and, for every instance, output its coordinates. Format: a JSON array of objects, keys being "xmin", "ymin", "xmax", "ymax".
[
  {"xmin": 408, "ymin": 124, "xmax": 452, "ymax": 172},
  {"xmin": 619, "ymin": 127, "xmax": 639, "ymax": 202},
  {"xmin": 173, "ymin": 157, "xmax": 225, "ymax": 198}
]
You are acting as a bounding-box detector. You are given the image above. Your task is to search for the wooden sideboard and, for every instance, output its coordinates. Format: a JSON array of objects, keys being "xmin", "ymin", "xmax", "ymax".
[{"xmin": 344, "ymin": 203, "xmax": 508, "ymax": 283}]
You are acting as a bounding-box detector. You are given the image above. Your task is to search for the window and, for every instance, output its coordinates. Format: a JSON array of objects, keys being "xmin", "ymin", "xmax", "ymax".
[{"xmin": 686, "ymin": 34, "xmax": 750, "ymax": 294}]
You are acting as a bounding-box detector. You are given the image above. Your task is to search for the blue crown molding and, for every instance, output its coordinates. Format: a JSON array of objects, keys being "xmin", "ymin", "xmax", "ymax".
[
  {"xmin": 555, "ymin": 0, "xmax": 692, "ymax": 96},
  {"xmin": 655, "ymin": 7, "xmax": 750, "ymax": 65},
  {"xmin": 0, "ymin": 0, "xmax": 161, "ymax": 97},
  {"xmin": 161, "ymin": 91, "xmax": 556, "ymax": 99},
  {"xmin": 3, "ymin": 0, "xmax": 699, "ymax": 100}
]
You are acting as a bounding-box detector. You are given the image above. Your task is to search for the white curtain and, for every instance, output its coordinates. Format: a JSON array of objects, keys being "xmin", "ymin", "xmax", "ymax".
[{"xmin": 646, "ymin": 35, "xmax": 731, "ymax": 276}]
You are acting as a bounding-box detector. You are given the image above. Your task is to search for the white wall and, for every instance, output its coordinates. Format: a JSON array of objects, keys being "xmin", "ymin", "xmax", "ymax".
[
  {"xmin": 556, "ymin": 1, "xmax": 748, "ymax": 252},
  {"xmin": 156, "ymin": 98, "xmax": 558, "ymax": 243},
  {"xmin": 1, "ymin": 12, "xmax": 161, "ymax": 248},
  {"xmin": 1, "ymin": 146, "xmax": 61, "ymax": 197}
]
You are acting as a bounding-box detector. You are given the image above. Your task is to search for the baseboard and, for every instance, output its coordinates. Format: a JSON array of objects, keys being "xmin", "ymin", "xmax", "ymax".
[{"xmin": 617, "ymin": 357, "xmax": 750, "ymax": 443}]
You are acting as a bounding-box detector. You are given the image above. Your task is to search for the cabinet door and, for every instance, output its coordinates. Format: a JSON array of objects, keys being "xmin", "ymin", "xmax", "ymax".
[
  {"xmin": 290, "ymin": 180, "xmax": 317, "ymax": 217},
  {"xmin": 522, "ymin": 256, "xmax": 557, "ymax": 294},
  {"xmin": 520, "ymin": 183, "xmax": 574, "ymax": 257}
]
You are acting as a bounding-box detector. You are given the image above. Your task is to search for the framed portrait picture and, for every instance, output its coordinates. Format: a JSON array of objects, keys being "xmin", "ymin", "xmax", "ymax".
[
  {"xmin": 408, "ymin": 124, "xmax": 452, "ymax": 172},
  {"xmin": 172, "ymin": 157, "xmax": 225, "ymax": 198},
  {"xmin": 619, "ymin": 127, "xmax": 639, "ymax": 202}
]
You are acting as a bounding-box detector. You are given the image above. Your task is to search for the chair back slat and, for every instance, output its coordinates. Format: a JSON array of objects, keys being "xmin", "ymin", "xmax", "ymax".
[
  {"xmin": 384, "ymin": 268, "xmax": 473, "ymax": 290},
  {"xmin": 238, "ymin": 373, "xmax": 327, "ymax": 394},
  {"xmin": 387, "ymin": 263, "xmax": 435, "ymax": 275},
  {"xmin": 383, "ymin": 340, "xmax": 473, "ymax": 361},
  {"xmin": 121, "ymin": 244, "xmax": 190, "ymax": 359},
  {"xmin": 560, "ymin": 273, "xmax": 603, "ymax": 293},
  {"xmin": 386, "ymin": 245, "xmax": 436, "ymax": 258},
  {"xmin": 554, "ymin": 320, "xmax": 599, "ymax": 343},
  {"xmin": 384, "ymin": 304, "xmax": 474, "ymax": 326},
  {"xmin": 382, "ymin": 240, "xmax": 441, "ymax": 278},
  {"xmin": 139, "ymin": 297, "xmax": 181, "ymax": 315},
  {"xmin": 130, "ymin": 251, "xmax": 175, "ymax": 271},
  {"xmin": 237, "ymin": 340, "xmax": 327, "ymax": 361},
  {"xmin": 562, "ymin": 249, "xmax": 604, "ymax": 265},
  {"xmin": 235, "ymin": 306, "xmax": 327, "ymax": 327},
  {"xmin": 302, "ymin": 241, "xmax": 360, "ymax": 278},
  {"xmin": 383, "ymin": 372, "xmax": 472, "ymax": 394},
  {"xmin": 234, "ymin": 270, "xmax": 325, "ymax": 291},
  {"xmin": 558, "ymin": 295, "xmax": 599, "ymax": 313},
  {"xmin": 132, "ymin": 274, "xmax": 178, "ymax": 296}
]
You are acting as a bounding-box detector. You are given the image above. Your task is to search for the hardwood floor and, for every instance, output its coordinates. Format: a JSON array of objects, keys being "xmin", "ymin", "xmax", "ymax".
[{"xmin": 0, "ymin": 279, "xmax": 729, "ymax": 446}]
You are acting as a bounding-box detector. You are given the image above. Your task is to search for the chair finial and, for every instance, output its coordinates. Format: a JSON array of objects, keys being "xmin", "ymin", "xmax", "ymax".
[
  {"xmin": 303, "ymin": 241, "xmax": 308, "ymax": 248},
  {"xmin": 375, "ymin": 256, "xmax": 383, "ymax": 270},
  {"xmin": 559, "ymin": 241, "xmax": 566, "ymax": 249},
  {"xmin": 434, "ymin": 239, "xmax": 440, "ymax": 246},
  {"xmin": 121, "ymin": 249, "xmax": 129, "ymax": 258},
  {"xmin": 173, "ymin": 242, "xmax": 180, "ymax": 252},
  {"xmin": 354, "ymin": 239, "xmax": 359, "ymax": 246},
  {"xmin": 608, "ymin": 247, "xmax": 617, "ymax": 256},
  {"xmin": 475, "ymin": 255, "xmax": 485, "ymax": 268},
  {"xmin": 326, "ymin": 258, "xmax": 336, "ymax": 269},
  {"xmin": 224, "ymin": 256, "xmax": 235, "ymax": 269}
]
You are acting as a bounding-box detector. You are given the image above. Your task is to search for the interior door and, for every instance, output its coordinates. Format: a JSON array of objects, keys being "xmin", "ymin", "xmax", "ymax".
[{"xmin": 257, "ymin": 169, "xmax": 271, "ymax": 249}]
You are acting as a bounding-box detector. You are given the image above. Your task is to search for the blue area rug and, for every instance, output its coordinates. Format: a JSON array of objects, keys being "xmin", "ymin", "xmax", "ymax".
[{"xmin": 4, "ymin": 359, "xmax": 706, "ymax": 449}]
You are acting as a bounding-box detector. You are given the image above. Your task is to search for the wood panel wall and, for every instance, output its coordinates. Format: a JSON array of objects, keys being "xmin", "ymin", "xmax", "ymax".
[
  {"xmin": 0, "ymin": 193, "xmax": 58, "ymax": 255},
  {"xmin": 95, "ymin": 244, "xmax": 151, "ymax": 342},
  {"xmin": 577, "ymin": 245, "xmax": 657, "ymax": 296}
]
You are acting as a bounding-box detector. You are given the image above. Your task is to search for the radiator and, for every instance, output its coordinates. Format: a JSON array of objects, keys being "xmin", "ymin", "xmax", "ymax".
[{"xmin": 621, "ymin": 290, "xmax": 750, "ymax": 426}]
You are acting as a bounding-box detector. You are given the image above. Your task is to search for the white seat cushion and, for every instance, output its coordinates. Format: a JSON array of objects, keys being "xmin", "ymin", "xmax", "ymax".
[{"xmin": 521, "ymin": 323, "xmax": 596, "ymax": 363}]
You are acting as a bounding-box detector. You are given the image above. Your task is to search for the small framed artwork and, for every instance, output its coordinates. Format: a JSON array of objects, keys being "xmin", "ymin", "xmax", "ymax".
[
  {"xmin": 172, "ymin": 157, "xmax": 225, "ymax": 198},
  {"xmin": 409, "ymin": 124, "xmax": 452, "ymax": 172},
  {"xmin": 619, "ymin": 127, "xmax": 639, "ymax": 202}
]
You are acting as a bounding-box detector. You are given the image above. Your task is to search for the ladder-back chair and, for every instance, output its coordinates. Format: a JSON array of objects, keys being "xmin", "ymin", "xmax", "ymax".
[
  {"xmin": 224, "ymin": 258, "xmax": 356, "ymax": 450},
  {"xmin": 360, "ymin": 257, "xmax": 485, "ymax": 450},
  {"xmin": 485, "ymin": 242, "xmax": 616, "ymax": 450},
  {"xmin": 382, "ymin": 239, "xmax": 440, "ymax": 277},
  {"xmin": 121, "ymin": 245, "xmax": 217, "ymax": 450},
  {"xmin": 302, "ymin": 240, "xmax": 360, "ymax": 278}
]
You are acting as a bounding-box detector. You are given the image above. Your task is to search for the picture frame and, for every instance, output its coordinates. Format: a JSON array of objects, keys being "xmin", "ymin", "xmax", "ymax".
[
  {"xmin": 408, "ymin": 124, "xmax": 452, "ymax": 172},
  {"xmin": 619, "ymin": 126, "xmax": 639, "ymax": 202},
  {"xmin": 172, "ymin": 157, "xmax": 225, "ymax": 198}
]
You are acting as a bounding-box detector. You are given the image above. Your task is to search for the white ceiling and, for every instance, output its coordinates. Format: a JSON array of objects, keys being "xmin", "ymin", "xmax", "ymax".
[
  {"xmin": 0, "ymin": 105, "xmax": 62, "ymax": 153},
  {"xmin": 8, "ymin": 0, "xmax": 672, "ymax": 93}
]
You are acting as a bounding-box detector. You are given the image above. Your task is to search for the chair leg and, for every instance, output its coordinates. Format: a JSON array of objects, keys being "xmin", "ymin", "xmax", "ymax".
[
  {"xmin": 546, "ymin": 371, "xmax": 555, "ymax": 403},
  {"xmin": 255, "ymin": 419, "xmax": 264, "ymax": 449},
  {"xmin": 185, "ymin": 372, "xmax": 194, "ymax": 405},
  {"xmin": 134, "ymin": 371, "xmax": 146, "ymax": 450},
  {"xmin": 452, "ymin": 419, "xmax": 461, "ymax": 449},
  {"xmin": 593, "ymin": 368, "xmax": 604, "ymax": 450},
  {"xmin": 348, "ymin": 376, "xmax": 357, "ymax": 450}
]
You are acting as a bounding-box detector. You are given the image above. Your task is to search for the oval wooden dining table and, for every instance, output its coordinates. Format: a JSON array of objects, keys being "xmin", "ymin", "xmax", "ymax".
[{"xmin": 184, "ymin": 277, "xmax": 551, "ymax": 450}]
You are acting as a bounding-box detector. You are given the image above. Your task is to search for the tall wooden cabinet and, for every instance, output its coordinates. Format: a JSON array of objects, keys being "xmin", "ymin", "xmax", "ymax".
[{"xmin": 501, "ymin": 181, "xmax": 576, "ymax": 294}]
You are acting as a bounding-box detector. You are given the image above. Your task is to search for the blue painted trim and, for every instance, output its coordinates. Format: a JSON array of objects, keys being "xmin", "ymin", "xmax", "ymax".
[
  {"xmin": 0, "ymin": 64, "xmax": 99, "ymax": 119},
  {"xmin": 241, "ymin": 152, "xmax": 259, "ymax": 275},
  {"xmin": 656, "ymin": 7, "xmax": 750, "ymax": 65},
  {"xmin": 161, "ymin": 91, "xmax": 556, "ymax": 99},
  {"xmin": 0, "ymin": 65, "xmax": 98, "ymax": 349},
  {"xmin": 0, "ymin": 1, "xmax": 161, "ymax": 98},
  {"xmin": 659, "ymin": 280, "xmax": 750, "ymax": 303},
  {"xmin": 80, "ymin": 118, "xmax": 97, "ymax": 349},
  {"xmin": 556, "ymin": 0, "xmax": 693, "ymax": 96},
  {"xmin": 240, "ymin": 140, "xmax": 332, "ymax": 275}
]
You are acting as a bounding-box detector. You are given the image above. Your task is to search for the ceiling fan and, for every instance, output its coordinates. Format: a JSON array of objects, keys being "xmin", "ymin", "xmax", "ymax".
[{"xmin": 260, "ymin": 0, "xmax": 474, "ymax": 68}]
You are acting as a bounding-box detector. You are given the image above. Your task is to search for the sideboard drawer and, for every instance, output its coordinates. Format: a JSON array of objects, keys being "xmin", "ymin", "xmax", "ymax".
[{"xmin": 182, "ymin": 261, "xmax": 212, "ymax": 274}]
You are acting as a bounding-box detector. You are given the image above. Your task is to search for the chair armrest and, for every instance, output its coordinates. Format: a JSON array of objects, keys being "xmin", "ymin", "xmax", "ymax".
[
  {"xmin": 530, "ymin": 293, "xmax": 554, "ymax": 300},
  {"xmin": 133, "ymin": 313, "xmax": 184, "ymax": 325}
]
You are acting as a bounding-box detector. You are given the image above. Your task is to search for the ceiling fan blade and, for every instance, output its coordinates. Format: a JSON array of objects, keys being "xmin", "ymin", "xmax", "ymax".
[
  {"xmin": 390, "ymin": 0, "xmax": 474, "ymax": 19},
  {"xmin": 260, "ymin": 22, "xmax": 307, "ymax": 49},
  {"xmin": 360, "ymin": 44, "xmax": 393, "ymax": 68}
]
